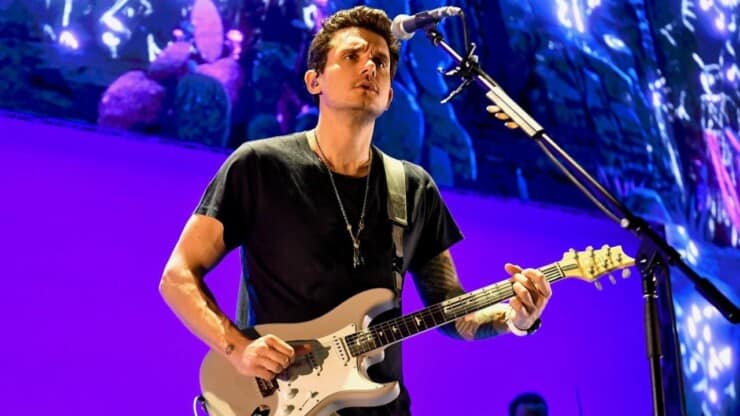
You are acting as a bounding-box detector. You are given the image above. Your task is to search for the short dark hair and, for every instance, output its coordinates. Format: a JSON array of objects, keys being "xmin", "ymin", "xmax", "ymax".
[
  {"xmin": 306, "ymin": 6, "xmax": 401, "ymax": 78},
  {"xmin": 509, "ymin": 392, "xmax": 548, "ymax": 416}
]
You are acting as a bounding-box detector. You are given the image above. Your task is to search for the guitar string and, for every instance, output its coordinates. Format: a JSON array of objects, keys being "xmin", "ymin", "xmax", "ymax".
[
  {"xmin": 345, "ymin": 268, "xmax": 564, "ymax": 354},
  {"xmin": 345, "ymin": 257, "xmax": 624, "ymax": 354},
  {"xmin": 344, "ymin": 263, "xmax": 580, "ymax": 353},
  {"xmin": 346, "ymin": 257, "xmax": 624, "ymax": 354},
  {"xmin": 346, "ymin": 265, "xmax": 561, "ymax": 344}
]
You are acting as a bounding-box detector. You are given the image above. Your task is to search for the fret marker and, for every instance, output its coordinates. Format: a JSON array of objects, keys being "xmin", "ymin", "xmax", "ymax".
[{"xmin": 415, "ymin": 317, "xmax": 422, "ymax": 327}]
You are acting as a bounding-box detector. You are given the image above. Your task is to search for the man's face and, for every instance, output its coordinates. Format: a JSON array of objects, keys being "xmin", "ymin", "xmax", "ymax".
[{"xmin": 307, "ymin": 27, "xmax": 394, "ymax": 118}]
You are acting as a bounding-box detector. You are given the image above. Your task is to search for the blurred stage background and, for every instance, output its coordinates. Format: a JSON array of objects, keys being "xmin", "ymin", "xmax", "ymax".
[{"xmin": 0, "ymin": 0, "xmax": 738, "ymax": 415}]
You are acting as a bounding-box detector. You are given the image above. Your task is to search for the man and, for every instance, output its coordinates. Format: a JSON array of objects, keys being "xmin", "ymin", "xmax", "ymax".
[
  {"xmin": 509, "ymin": 392, "xmax": 548, "ymax": 416},
  {"xmin": 159, "ymin": 6, "xmax": 552, "ymax": 415}
]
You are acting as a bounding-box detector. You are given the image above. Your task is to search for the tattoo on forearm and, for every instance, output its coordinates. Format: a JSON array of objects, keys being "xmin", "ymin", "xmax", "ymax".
[
  {"xmin": 415, "ymin": 251, "xmax": 463, "ymax": 303},
  {"xmin": 415, "ymin": 251, "xmax": 507, "ymax": 340}
]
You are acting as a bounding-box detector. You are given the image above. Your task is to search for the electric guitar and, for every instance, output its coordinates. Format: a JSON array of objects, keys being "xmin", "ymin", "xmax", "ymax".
[{"xmin": 200, "ymin": 245, "xmax": 634, "ymax": 416}]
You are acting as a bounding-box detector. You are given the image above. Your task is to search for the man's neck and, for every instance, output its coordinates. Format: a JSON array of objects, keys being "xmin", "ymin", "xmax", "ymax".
[{"xmin": 312, "ymin": 112, "xmax": 375, "ymax": 177}]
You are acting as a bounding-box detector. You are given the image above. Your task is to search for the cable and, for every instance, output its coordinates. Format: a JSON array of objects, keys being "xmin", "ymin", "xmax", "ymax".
[
  {"xmin": 535, "ymin": 139, "xmax": 623, "ymax": 224},
  {"xmin": 193, "ymin": 395, "xmax": 209, "ymax": 416}
]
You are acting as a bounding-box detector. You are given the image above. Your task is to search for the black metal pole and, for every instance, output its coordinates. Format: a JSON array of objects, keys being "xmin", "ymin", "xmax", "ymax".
[{"xmin": 638, "ymin": 250, "xmax": 667, "ymax": 415}]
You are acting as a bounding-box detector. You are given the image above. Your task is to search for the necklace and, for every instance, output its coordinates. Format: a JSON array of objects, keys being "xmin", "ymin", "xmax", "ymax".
[{"xmin": 310, "ymin": 129, "xmax": 372, "ymax": 269}]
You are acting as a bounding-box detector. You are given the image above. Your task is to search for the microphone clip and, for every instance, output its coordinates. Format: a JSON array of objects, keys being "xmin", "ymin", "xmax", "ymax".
[{"xmin": 439, "ymin": 42, "xmax": 479, "ymax": 104}]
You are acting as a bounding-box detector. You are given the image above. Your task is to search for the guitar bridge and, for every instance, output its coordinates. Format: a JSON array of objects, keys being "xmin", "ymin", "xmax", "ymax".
[{"xmin": 255, "ymin": 377, "xmax": 279, "ymax": 398}]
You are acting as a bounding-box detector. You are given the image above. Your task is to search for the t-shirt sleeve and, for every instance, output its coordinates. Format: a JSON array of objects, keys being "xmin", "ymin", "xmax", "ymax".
[
  {"xmin": 194, "ymin": 146, "xmax": 253, "ymax": 251},
  {"xmin": 407, "ymin": 168, "xmax": 464, "ymax": 273}
]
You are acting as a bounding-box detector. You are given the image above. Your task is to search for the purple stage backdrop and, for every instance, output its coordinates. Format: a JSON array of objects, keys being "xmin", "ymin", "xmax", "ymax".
[{"xmin": 0, "ymin": 114, "xmax": 651, "ymax": 415}]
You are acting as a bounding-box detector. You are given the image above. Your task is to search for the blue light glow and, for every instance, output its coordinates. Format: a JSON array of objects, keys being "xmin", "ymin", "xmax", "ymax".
[{"xmin": 678, "ymin": 298, "xmax": 738, "ymax": 413}]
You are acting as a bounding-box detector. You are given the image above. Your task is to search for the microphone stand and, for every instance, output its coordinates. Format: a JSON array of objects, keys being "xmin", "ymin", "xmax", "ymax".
[{"xmin": 420, "ymin": 22, "xmax": 739, "ymax": 416}]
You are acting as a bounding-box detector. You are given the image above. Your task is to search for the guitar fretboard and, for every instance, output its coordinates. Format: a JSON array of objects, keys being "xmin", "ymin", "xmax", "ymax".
[{"xmin": 344, "ymin": 261, "xmax": 575, "ymax": 356}]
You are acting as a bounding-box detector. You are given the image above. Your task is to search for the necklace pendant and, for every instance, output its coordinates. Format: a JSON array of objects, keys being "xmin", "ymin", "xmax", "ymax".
[{"xmin": 352, "ymin": 247, "xmax": 364, "ymax": 269}]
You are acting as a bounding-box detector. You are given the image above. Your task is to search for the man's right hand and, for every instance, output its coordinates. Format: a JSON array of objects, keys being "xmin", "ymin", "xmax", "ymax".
[{"xmin": 228, "ymin": 334, "xmax": 310, "ymax": 380}]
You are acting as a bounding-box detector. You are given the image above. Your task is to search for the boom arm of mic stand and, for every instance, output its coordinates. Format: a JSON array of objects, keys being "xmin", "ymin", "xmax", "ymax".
[{"xmin": 422, "ymin": 26, "xmax": 739, "ymax": 324}]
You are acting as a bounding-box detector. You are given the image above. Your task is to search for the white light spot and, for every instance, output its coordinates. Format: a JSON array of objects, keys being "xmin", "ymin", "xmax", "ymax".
[
  {"xmin": 692, "ymin": 304, "xmax": 702, "ymax": 322},
  {"xmin": 102, "ymin": 32, "xmax": 120, "ymax": 48},
  {"xmin": 688, "ymin": 240, "xmax": 699, "ymax": 258},
  {"xmin": 58, "ymin": 30, "xmax": 79, "ymax": 50},
  {"xmin": 719, "ymin": 347, "xmax": 732, "ymax": 366},
  {"xmin": 708, "ymin": 388, "xmax": 718, "ymax": 404},
  {"xmin": 687, "ymin": 317, "xmax": 697, "ymax": 338}
]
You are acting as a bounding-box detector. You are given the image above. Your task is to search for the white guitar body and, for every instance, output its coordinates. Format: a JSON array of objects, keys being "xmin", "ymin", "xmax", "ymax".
[{"xmin": 200, "ymin": 288, "xmax": 401, "ymax": 416}]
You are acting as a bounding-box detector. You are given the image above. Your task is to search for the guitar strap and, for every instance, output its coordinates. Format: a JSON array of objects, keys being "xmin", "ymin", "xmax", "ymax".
[{"xmin": 375, "ymin": 147, "xmax": 407, "ymax": 308}]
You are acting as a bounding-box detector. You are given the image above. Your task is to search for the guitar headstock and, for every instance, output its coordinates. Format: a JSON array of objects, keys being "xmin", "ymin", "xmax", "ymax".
[{"xmin": 559, "ymin": 245, "xmax": 635, "ymax": 289}]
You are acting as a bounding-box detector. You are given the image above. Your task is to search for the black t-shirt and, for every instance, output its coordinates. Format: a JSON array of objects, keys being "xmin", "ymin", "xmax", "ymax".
[{"xmin": 195, "ymin": 131, "xmax": 463, "ymax": 415}]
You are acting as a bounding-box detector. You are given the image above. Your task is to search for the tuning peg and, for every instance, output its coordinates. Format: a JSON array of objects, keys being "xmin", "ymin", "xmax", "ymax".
[
  {"xmin": 609, "ymin": 274, "xmax": 617, "ymax": 285},
  {"xmin": 622, "ymin": 269, "xmax": 631, "ymax": 279},
  {"xmin": 594, "ymin": 281, "xmax": 603, "ymax": 291},
  {"xmin": 486, "ymin": 105, "xmax": 501, "ymax": 114},
  {"xmin": 494, "ymin": 112, "xmax": 510, "ymax": 121},
  {"xmin": 504, "ymin": 121, "xmax": 519, "ymax": 129}
]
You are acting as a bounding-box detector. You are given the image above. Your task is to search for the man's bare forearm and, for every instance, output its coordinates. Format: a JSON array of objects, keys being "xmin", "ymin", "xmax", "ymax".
[
  {"xmin": 159, "ymin": 267, "xmax": 247, "ymax": 356},
  {"xmin": 455, "ymin": 304, "xmax": 511, "ymax": 340}
]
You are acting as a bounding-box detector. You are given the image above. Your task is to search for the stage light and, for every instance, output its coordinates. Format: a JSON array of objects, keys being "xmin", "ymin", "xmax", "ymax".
[
  {"xmin": 709, "ymin": 388, "xmax": 718, "ymax": 403},
  {"xmin": 719, "ymin": 347, "xmax": 732, "ymax": 366},
  {"xmin": 688, "ymin": 316, "xmax": 697, "ymax": 338},
  {"xmin": 603, "ymin": 34, "xmax": 626, "ymax": 50},
  {"xmin": 700, "ymin": 0, "xmax": 714, "ymax": 12},
  {"xmin": 58, "ymin": 30, "xmax": 79, "ymax": 50},
  {"xmin": 226, "ymin": 29, "xmax": 243, "ymax": 43},
  {"xmin": 101, "ymin": 14, "xmax": 126, "ymax": 34},
  {"xmin": 692, "ymin": 304, "xmax": 702, "ymax": 322},
  {"xmin": 715, "ymin": 13, "xmax": 727, "ymax": 31},
  {"xmin": 102, "ymin": 32, "xmax": 121, "ymax": 49},
  {"xmin": 555, "ymin": 0, "xmax": 584, "ymax": 32}
]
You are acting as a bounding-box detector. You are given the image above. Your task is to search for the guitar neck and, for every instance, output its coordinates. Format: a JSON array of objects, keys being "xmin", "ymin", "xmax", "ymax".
[{"xmin": 345, "ymin": 261, "xmax": 575, "ymax": 356}]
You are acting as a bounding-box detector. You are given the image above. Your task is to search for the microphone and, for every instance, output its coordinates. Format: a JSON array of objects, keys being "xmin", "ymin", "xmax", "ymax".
[{"xmin": 391, "ymin": 6, "xmax": 462, "ymax": 40}]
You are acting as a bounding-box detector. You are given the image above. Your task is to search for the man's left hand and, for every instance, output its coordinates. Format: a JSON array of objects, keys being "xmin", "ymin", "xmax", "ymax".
[{"xmin": 505, "ymin": 263, "xmax": 552, "ymax": 331}]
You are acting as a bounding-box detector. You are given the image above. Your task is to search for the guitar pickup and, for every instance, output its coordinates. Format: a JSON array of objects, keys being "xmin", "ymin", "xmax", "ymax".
[{"xmin": 255, "ymin": 377, "xmax": 279, "ymax": 398}]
